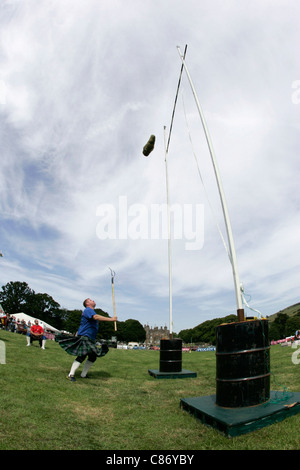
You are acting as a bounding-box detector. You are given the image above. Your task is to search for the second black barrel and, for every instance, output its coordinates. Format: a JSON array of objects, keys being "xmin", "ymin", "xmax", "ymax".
[{"xmin": 159, "ymin": 339, "xmax": 182, "ymax": 373}]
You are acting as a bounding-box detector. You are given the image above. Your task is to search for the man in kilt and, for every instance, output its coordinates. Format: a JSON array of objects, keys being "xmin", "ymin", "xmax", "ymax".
[{"xmin": 56, "ymin": 298, "xmax": 117, "ymax": 381}]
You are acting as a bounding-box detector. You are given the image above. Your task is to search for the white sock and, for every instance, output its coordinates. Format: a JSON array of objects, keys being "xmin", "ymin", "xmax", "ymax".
[
  {"xmin": 26, "ymin": 336, "xmax": 30, "ymax": 346},
  {"xmin": 69, "ymin": 360, "xmax": 81, "ymax": 377},
  {"xmin": 81, "ymin": 360, "xmax": 94, "ymax": 377}
]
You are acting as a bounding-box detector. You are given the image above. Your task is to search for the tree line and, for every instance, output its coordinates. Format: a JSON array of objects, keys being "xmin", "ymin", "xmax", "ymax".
[
  {"xmin": 178, "ymin": 314, "xmax": 238, "ymax": 345},
  {"xmin": 0, "ymin": 281, "xmax": 146, "ymax": 343},
  {"xmin": 3, "ymin": 281, "xmax": 298, "ymax": 346},
  {"xmin": 178, "ymin": 310, "xmax": 300, "ymax": 345},
  {"xmin": 268, "ymin": 311, "xmax": 300, "ymax": 341}
]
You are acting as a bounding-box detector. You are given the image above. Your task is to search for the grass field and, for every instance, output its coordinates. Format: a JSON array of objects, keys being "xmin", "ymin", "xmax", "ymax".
[{"xmin": 0, "ymin": 329, "xmax": 300, "ymax": 450}]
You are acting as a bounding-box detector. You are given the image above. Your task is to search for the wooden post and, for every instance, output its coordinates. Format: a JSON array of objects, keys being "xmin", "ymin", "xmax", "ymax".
[{"xmin": 109, "ymin": 267, "xmax": 117, "ymax": 331}]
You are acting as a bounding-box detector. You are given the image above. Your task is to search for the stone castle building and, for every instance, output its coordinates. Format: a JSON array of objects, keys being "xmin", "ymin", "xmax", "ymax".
[{"xmin": 144, "ymin": 324, "xmax": 169, "ymax": 346}]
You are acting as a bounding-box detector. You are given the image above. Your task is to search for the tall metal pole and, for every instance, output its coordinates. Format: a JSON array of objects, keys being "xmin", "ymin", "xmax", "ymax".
[
  {"xmin": 163, "ymin": 45, "xmax": 187, "ymax": 337},
  {"xmin": 164, "ymin": 126, "xmax": 173, "ymax": 338},
  {"xmin": 177, "ymin": 46, "xmax": 244, "ymax": 321}
]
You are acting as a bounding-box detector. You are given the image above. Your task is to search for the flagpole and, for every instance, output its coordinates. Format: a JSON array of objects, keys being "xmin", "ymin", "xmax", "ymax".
[
  {"xmin": 164, "ymin": 126, "xmax": 173, "ymax": 338},
  {"xmin": 177, "ymin": 46, "xmax": 244, "ymax": 321},
  {"xmin": 163, "ymin": 45, "xmax": 187, "ymax": 338}
]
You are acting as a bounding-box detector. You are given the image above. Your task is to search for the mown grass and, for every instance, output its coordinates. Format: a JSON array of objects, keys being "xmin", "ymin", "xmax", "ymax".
[{"xmin": 0, "ymin": 329, "xmax": 299, "ymax": 450}]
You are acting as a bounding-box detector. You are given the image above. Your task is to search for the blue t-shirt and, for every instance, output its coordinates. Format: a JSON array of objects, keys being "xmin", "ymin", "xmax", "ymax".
[{"xmin": 77, "ymin": 307, "xmax": 98, "ymax": 340}]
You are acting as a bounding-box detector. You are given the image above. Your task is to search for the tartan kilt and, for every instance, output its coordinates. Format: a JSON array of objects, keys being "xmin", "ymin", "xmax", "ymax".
[{"xmin": 55, "ymin": 334, "xmax": 109, "ymax": 358}]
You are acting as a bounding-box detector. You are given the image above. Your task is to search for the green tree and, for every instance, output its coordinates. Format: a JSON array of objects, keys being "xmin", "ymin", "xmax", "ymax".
[
  {"xmin": 0, "ymin": 281, "xmax": 33, "ymax": 314},
  {"xmin": 117, "ymin": 319, "xmax": 146, "ymax": 343},
  {"xmin": 178, "ymin": 328, "xmax": 194, "ymax": 343},
  {"xmin": 179, "ymin": 314, "xmax": 237, "ymax": 345},
  {"xmin": 273, "ymin": 313, "xmax": 288, "ymax": 339},
  {"xmin": 95, "ymin": 308, "xmax": 116, "ymax": 340},
  {"xmin": 285, "ymin": 315, "xmax": 300, "ymax": 337},
  {"xmin": 269, "ymin": 322, "xmax": 281, "ymax": 341},
  {"xmin": 0, "ymin": 281, "xmax": 63, "ymax": 329},
  {"xmin": 63, "ymin": 309, "xmax": 82, "ymax": 334},
  {"xmin": 26, "ymin": 292, "xmax": 60, "ymax": 326}
]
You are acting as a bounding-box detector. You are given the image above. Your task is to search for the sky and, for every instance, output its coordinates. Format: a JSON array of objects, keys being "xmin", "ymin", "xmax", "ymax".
[{"xmin": 0, "ymin": 0, "xmax": 299, "ymax": 334}]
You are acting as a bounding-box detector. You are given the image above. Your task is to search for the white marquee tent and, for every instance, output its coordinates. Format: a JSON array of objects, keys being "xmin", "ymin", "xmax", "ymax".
[{"xmin": 12, "ymin": 312, "xmax": 60, "ymax": 333}]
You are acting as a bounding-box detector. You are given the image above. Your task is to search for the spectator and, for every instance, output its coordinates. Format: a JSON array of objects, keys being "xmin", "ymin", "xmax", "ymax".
[
  {"xmin": 26, "ymin": 321, "xmax": 31, "ymax": 346},
  {"xmin": 0, "ymin": 316, "xmax": 7, "ymax": 329},
  {"xmin": 10, "ymin": 316, "xmax": 16, "ymax": 333},
  {"xmin": 28, "ymin": 319, "xmax": 44, "ymax": 348},
  {"xmin": 17, "ymin": 320, "xmax": 27, "ymax": 335},
  {"xmin": 6, "ymin": 316, "xmax": 11, "ymax": 331}
]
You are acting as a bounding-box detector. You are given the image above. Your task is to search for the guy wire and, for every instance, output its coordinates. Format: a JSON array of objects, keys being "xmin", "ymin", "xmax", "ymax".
[
  {"xmin": 165, "ymin": 44, "xmax": 188, "ymax": 155},
  {"xmin": 181, "ymin": 90, "xmax": 231, "ymax": 262}
]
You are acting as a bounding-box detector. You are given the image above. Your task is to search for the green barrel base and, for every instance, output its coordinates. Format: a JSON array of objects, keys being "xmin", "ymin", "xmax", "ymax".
[{"xmin": 180, "ymin": 391, "xmax": 300, "ymax": 437}]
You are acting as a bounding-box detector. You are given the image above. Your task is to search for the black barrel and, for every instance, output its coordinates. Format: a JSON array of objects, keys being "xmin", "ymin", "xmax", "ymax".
[
  {"xmin": 215, "ymin": 319, "xmax": 270, "ymax": 407},
  {"xmin": 159, "ymin": 339, "xmax": 182, "ymax": 372}
]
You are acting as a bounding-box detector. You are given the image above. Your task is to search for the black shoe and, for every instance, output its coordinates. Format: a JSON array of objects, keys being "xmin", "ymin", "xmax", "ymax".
[{"xmin": 66, "ymin": 375, "xmax": 76, "ymax": 382}]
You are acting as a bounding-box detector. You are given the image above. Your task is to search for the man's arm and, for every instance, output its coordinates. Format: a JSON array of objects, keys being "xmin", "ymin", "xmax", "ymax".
[{"xmin": 93, "ymin": 314, "xmax": 117, "ymax": 322}]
